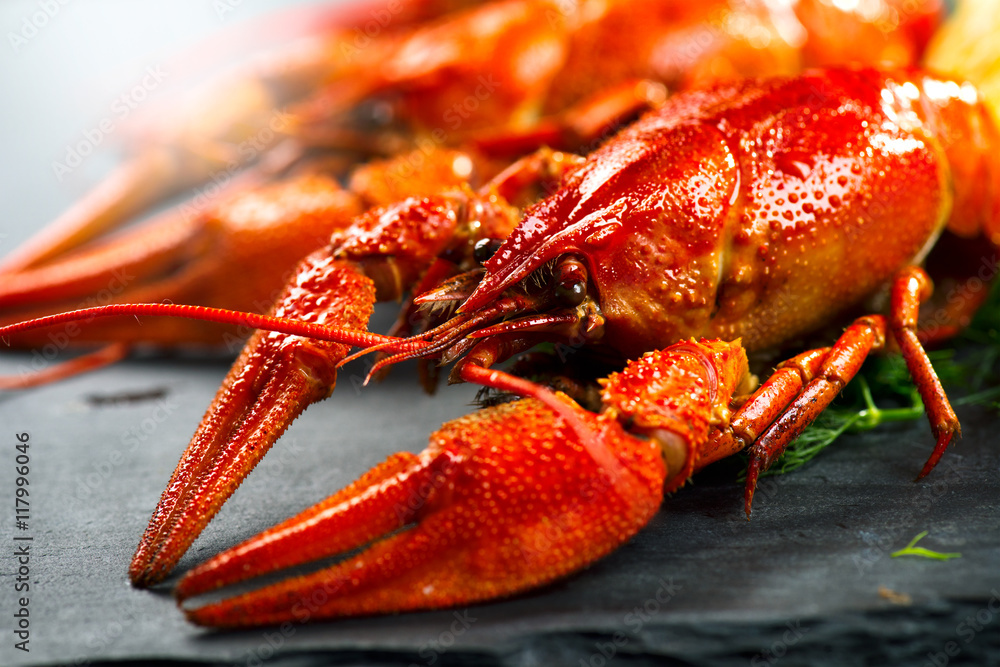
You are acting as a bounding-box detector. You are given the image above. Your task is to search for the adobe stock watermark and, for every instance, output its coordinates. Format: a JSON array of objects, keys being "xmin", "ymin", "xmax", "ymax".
[
  {"xmin": 72, "ymin": 397, "xmax": 180, "ymax": 501},
  {"xmin": 12, "ymin": 432, "xmax": 32, "ymax": 654},
  {"xmin": 578, "ymin": 577, "xmax": 683, "ymax": 667},
  {"xmin": 442, "ymin": 75, "xmax": 501, "ymax": 130},
  {"xmin": 750, "ymin": 620, "xmax": 811, "ymax": 666},
  {"xmin": 212, "ymin": 0, "xmax": 245, "ymax": 21},
  {"xmin": 235, "ymin": 598, "xmax": 475, "ymax": 667},
  {"xmin": 335, "ymin": 0, "xmax": 407, "ymax": 63},
  {"xmin": 873, "ymin": 0, "xmax": 928, "ymax": 35},
  {"xmin": 374, "ymin": 71, "xmax": 501, "ymax": 188},
  {"xmin": 51, "ymin": 65, "xmax": 169, "ymax": 182},
  {"xmin": 175, "ymin": 109, "xmax": 293, "ymax": 223},
  {"xmin": 923, "ymin": 590, "xmax": 1000, "ymax": 667},
  {"xmin": 234, "ymin": 577, "xmax": 345, "ymax": 666},
  {"xmin": 412, "ymin": 610, "xmax": 478, "ymax": 666},
  {"xmin": 7, "ymin": 0, "xmax": 73, "ymax": 53},
  {"xmin": 64, "ymin": 597, "xmax": 148, "ymax": 666},
  {"xmin": 852, "ymin": 461, "xmax": 967, "ymax": 577},
  {"xmin": 232, "ymin": 581, "xmax": 467, "ymax": 667}
]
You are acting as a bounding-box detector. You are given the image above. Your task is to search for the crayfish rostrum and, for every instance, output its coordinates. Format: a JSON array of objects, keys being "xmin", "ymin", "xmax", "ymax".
[{"xmin": 1, "ymin": 0, "xmax": 999, "ymax": 629}]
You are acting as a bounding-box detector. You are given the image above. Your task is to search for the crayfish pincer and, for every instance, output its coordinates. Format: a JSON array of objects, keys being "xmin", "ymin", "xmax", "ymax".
[
  {"xmin": 172, "ymin": 338, "xmax": 749, "ymax": 627},
  {"xmin": 3, "ymin": 30, "xmax": 1000, "ymax": 625}
]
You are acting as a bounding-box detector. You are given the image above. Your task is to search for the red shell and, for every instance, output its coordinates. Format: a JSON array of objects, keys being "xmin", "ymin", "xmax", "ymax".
[{"xmin": 464, "ymin": 67, "xmax": 997, "ymax": 358}]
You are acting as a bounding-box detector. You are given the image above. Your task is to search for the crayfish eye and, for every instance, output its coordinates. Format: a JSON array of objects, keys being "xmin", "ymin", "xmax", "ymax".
[
  {"xmin": 474, "ymin": 238, "xmax": 503, "ymax": 265},
  {"xmin": 556, "ymin": 280, "xmax": 586, "ymax": 306},
  {"xmin": 554, "ymin": 256, "xmax": 588, "ymax": 307}
]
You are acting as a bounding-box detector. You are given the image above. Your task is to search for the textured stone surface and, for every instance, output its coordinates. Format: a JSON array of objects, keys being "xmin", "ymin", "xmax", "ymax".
[{"xmin": 0, "ymin": 350, "xmax": 997, "ymax": 667}]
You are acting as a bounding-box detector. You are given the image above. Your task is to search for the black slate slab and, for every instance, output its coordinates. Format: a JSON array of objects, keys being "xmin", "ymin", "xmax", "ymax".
[
  {"xmin": 1, "ymin": 2, "xmax": 999, "ymax": 666},
  {"xmin": 0, "ymin": 351, "xmax": 997, "ymax": 667}
]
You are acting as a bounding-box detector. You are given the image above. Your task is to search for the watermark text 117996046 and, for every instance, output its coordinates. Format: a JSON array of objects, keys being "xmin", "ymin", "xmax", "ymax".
[{"xmin": 12, "ymin": 432, "xmax": 32, "ymax": 653}]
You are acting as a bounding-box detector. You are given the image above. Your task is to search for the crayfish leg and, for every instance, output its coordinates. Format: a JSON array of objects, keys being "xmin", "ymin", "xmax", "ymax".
[
  {"xmin": 0, "ymin": 147, "xmax": 486, "ymax": 357},
  {"xmin": 0, "ymin": 153, "xmax": 184, "ymax": 275},
  {"xmin": 0, "ymin": 173, "xmax": 361, "ymax": 349},
  {"xmin": 472, "ymin": 79, "xmax": 663, "ymax": 158},
  {"xmin": 735, "ymin": 266, "xmax": 960, "ymax": 515}
]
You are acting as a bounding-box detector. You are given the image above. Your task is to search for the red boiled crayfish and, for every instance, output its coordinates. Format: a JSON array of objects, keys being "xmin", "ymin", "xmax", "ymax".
[
  {"xmin": 0, "ymin": 0, "xmax": 942, "ymax": 381},
  {"xmin": 5, "ymin": 39, "xmax": 1000, "ymax": 626}
]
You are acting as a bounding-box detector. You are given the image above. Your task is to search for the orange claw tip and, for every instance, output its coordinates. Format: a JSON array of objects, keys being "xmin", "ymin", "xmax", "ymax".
[
  {"xmin": 173, "ymin": 449, "xmax": 429, "ymax": 602},
  {"xmin": 128, "ymin": 258, "xmax": 378, "ymax": 588},
  {"xmin": 126, "ymin": 315, "xmax": 358, "ymax": 585},
  {"xmin": 915, "ymin": 427, "xmax": 960, "ymax": 481},
  {"xmin": 127, "ymin": 359, "xmax": 334, "ymax": 588},
  {"xmin": 175, "ymin": 397, "xmax": 667, "ymax": 628},
  {"xmin": 743, "ymin": 456, "xmax": 762, "ymax": 519}
]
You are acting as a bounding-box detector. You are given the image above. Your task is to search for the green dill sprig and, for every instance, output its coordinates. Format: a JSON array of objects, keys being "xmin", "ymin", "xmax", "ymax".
[
  {"xmin": 739, "ymin": 375, "xmax": 926, "ymax": 480},
  {"xmin": 747, "ymin": 279, "xmax": 1000, "ymax": 479},
  {"xmin": 890, "ymin": 531, "xmax": 962, "ymax": 560}
]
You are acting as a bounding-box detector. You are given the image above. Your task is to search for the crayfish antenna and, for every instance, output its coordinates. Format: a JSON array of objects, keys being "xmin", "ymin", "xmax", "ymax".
[
  {"xmin": 0, "ymin": 302, "xmax": 392, "ymax": 353},
  {"xmin": 0, "ymin": 298, "xmax": 393, "ymax": 392}
]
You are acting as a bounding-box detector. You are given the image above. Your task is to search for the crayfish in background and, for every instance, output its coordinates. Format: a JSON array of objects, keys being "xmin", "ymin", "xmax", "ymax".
[
  {"xmin": 3, "ymin": 0, "xmax": 1000, "ymax": 629},
  {"xmin": 0, "ymin": 0, "xmax": 943, "ymax": 371}
]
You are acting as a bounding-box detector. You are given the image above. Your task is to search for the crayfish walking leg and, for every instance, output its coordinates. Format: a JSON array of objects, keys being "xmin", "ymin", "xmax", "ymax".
[
  {"xmin": 707, "ymin": 267, "xmax": 962, "ymax": 515},
  {"xmin": 0, "ymin": 148, "xmax": 485, "ymax": 387}
]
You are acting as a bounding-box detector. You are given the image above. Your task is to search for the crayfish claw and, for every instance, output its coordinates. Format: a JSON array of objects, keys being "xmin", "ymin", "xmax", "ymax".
[
  {"xmin": 175, "ymin": 449, "xmax": 430, "ymax": 602},
  {"xmin": 129, "ymin": 255, "xmax": 377, "ymax": 587},
  {"xmin": 179, "ymin": 398, "xmax": 666, "ymax": 628}
]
